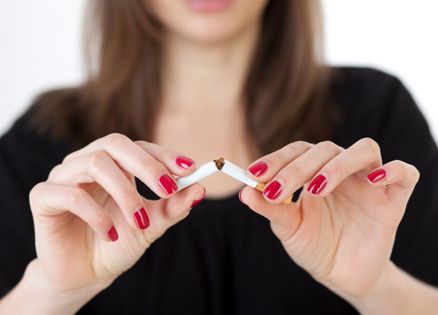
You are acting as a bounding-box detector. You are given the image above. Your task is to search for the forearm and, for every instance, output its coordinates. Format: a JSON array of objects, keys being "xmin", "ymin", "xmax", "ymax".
[
  {"xmin": 347, "ymin": 261, "xmax": 438, "ymax": 315},
  {"xmin": 0, "ymin": 259, "xmax": 110, "ymax": 315}
]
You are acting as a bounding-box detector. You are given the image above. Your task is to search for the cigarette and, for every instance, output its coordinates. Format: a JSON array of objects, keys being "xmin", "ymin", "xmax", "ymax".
[
  {"xmin": 215, "ymin": 158, "xmax": 293, "ymax": 205},
  {"xmin": 176, "ymin": 160, "xmax": 218, "ymax": 191},
  {"xmin": 176, "ymin": 157, "xmax": 294, "ymax": 204}
]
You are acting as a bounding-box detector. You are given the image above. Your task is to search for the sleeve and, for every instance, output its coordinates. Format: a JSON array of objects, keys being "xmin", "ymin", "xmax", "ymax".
[
  {"xmin": 0, "ymin": 111, "xmax": 68, "ymax": 298},
  {"xmin": 376, "ymin": 75, "xmax": 438, "ymax": 286}
]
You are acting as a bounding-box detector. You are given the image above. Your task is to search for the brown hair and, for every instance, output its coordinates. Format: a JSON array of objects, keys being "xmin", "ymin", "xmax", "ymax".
[{"xmin": 31, "ymin": 0, "xmax": 337, "ymax": 153}]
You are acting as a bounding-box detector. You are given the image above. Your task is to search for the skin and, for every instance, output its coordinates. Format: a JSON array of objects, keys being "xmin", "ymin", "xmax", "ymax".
[{"xmin": 1, "ymin": 0, "xmax": 437, "ymax": 314}]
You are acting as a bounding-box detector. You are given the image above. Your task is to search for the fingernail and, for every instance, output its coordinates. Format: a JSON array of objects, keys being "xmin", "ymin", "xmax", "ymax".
[
  {"xmin": 238, "ymin": 190, "xmax": 243, "ymax": 202},
  {"xmin": 263, "ymin": 180, "xmax": 282, "ymax": 200},
  {"xmin": 159, "ymin": 174, "xmax": 178, "ymax": 195},
  {"xmin": 307, "ymin": 174, "xmax": 327, "ymax": 195},
  {"xmin": 191, "ymin": 197, "xmax": 204, "ymax": 208},
  {"xmin": 367, "ymin": 169, "xmax": 386, "ymax": 183},
  {"xmin": 107, "ymin": 225, "xmax": 119, "ymax": 242},
  {"xmin": 191, "ymin": 189, "xmax": 205, "ymax": 208},
  {"xmin": 176, "ymin": 156, "xmax": 195, "ymax": 170},
  {"xmin": 134, "ymin": 207, "xmax": 150, "ymax": 230},
  {"xmin": 248, "ymin": 161, "xmax": 268, "ymax": 177}
]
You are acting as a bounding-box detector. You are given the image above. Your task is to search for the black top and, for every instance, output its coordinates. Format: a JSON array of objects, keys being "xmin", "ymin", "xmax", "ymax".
[{"xmin": 1, "ymin": 68, "xmax": 437, "ymax": 314}]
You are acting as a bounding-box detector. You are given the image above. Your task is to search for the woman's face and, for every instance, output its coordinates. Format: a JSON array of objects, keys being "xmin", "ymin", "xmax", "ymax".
[{"xmin": 148, "ymin": 0, "xmax": 268, "ymax": 44}]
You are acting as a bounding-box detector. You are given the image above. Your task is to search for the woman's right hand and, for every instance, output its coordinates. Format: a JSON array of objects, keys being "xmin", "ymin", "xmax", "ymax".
[{"xmin": 28, "ymin": 133, "xmax": 204, "ymax": 296}]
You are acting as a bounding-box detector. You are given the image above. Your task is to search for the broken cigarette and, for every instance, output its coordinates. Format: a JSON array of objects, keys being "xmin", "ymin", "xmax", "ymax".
[
  {"xmin": 215, "ymin": 158, "xmax": 292, "ymax": 205},
  {"xmin": 176, "ymin": 157, "xmax": 293, "ymax": 204}
]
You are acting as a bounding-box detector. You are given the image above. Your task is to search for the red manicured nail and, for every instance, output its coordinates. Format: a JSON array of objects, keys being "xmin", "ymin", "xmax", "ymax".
[
  {"xmin": 107, "ymin": 226, "xmax": 118, "ymax": 242},
  {"xmin": 134, "ymin": 208, "xmax": 150, "ymax": 230},
  {"xmin": 248, "ymin": 161, "xmax": 268, "ymax": 177},
  {"xmin": 191, "ymin": 198, "xmax": 204, "ymax": 208},
  {"xmin": 367, "ymin": 169, "xmax": 386, "ymax": 183},
  {"xmin": 307, "ymin": 174, "xmax": 327, "ymax": 195},
  {"xmin": 176, "ymin": 156, "xmax": 194, "ymax": 170},
  {"xmin": 191, "ymin": 189, "xmax": 206, "ymax": 208},
  {"xmin": 263, "ymin": 181, "xmax": 282, "ymax": 200},
  {"xmin": 159, "ymin": 174, "xmax": 178, "ymax": 195}
]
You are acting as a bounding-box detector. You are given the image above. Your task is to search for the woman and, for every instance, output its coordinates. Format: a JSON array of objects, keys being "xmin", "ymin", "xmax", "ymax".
[{"xmin": 0, "ymin": 0, "xmax": 437, "ymax": 314}]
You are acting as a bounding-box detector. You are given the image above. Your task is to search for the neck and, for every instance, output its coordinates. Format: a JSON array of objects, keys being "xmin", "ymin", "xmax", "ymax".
[{"xmin": 161, "ymin": 23, "xmax": 259, "ymax": 112}]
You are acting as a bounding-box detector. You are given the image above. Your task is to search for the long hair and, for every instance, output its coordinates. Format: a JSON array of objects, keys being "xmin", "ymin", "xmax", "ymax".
[{"xmin": 31, "ymin": 0, "xmax": 337, "ymax": 153}]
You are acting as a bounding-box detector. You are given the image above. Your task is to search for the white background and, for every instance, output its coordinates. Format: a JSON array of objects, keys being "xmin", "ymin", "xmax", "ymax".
[{"xmin": 0, "ymin": 0, "xmax": 437, "ymax": 139}]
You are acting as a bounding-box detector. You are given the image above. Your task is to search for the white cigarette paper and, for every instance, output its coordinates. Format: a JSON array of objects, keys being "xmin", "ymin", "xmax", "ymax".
[
  {"xmin": 176, "ymin": 160, "xmax": 218, "ymax": 191},
  {"xmin": 220, "ymin": 159, "xmax": 259, "ymax": 188},
  {"xmin": 220, "ymin": 158, "xmax": 292, "ymax": 204},
  {"xmin": 175, "ymin": 157, "xmax": 293, "ymax": 204}
]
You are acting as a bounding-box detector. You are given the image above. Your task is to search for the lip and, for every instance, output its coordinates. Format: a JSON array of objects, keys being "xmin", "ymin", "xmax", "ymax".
[{"xmin": 185, "ymin": 0, "xmax": 233, "ymax": 13}]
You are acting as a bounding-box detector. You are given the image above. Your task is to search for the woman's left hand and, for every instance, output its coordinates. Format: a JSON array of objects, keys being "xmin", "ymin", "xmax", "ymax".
[{"xmin": 240, "ymin": 138, "xmax": 420, "ymax": 299}]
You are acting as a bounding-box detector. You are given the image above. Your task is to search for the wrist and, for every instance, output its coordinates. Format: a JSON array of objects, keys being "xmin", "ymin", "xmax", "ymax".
[
  {"xmin": 345, "ymin": 261, "xmax": 397, "ymax": 314},
  {"xmin": 345, "ymin": 261, "xmax": 438, "ymax": 315},
  {"xmin": 2, "ymin": 259, "xmax": 114, "ymax": 315}
]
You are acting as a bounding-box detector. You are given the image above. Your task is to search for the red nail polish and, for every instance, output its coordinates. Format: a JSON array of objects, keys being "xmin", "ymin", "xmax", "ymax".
[
  {"xmin": 134, "ymin": 207, "xmax": 150, "ymax": 230},
  {"xmin": 307, "ymin": 174, "xmax": 327, "ymax": 195},
  {"xmin": 191, "ymin": 189, "xmax": 205, "ymax": 208},
  {"xmin": 248, "ymin": 161, "xmax": 268, "ymax": 177},
  {"xmin": 263, "ymin": 181, "xmax": 282, "ymax": 200},
  {"xmin": 176, "ymin": 156, "xmax": 194, "ymax": 170},
  {"xmin": 191, "ymin": 198, "xmax": 203, "ymax": 208},
  {"xmin": 367, "ymin": 169, "xmax": 386, "ymax": 183},
  {"xmin": 107, "ymin": 225, "xmax": 119, "ymax": 242},
  {"xmin": 159, "ymin": 174, "xmax": 178, "ymax": 195}
]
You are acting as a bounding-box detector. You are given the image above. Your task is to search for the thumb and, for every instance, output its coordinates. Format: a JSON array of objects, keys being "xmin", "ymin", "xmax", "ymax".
[{"xmin": 239, "ymin": 186, "xmax": 302, "ymax": 242}]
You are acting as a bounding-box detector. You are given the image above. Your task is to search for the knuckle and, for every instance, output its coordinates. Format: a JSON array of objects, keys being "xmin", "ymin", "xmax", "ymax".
[
  {"xmin": 88, "ymin": 151, "xmax": 110, "ymax": 174},
  {"xmin": 29, "ymin": 182, "xmax": 45, "ymax": 204},
  {"xmin": 318, "ymin": 141, "xmax": 339, "ymax": 154},
  {"xmin": 62, "ymin": 152, "xmax": 76, "ymax": 163},
  {"xmin": 62, "ymin": 154, "xmax": 71, "ymax": 163},
  {"xmin": 118, "ymin": 188, "xmax": 138, "ymax": 205},
  {"xmin": 414, "ymin": 170, "xmax": 421, "ymax": 182},
  {"xmin": 295, "ymin": 141, "xmax": 312, "ymax": 151},
  {"xmin": 359, "ymin": 137, "xmax": 380, "ymax": 154},
  {"xmin": 135, "ymin": 140, "xmax": 162, "ymax": 156},
  {"xmin": 139, "ymin": 156, "xmax": 160, "ymax": 173},
  {"xmin": 91, "ymin": 211, "xmax": 108, "ymax": 228},
  {"xmin": 104, "ymin": 133, "xmax": 130, "ymax": 147},
  {"xmin": 393, "ymin": 159, "xmax": 403, "ymax": 166},
  {"xmin": 284, "ymin": 141, "xmax": 311, "ymax": 154},
  {"xmin": 67, "ymin": 188, "xmax": 87, "ymax": 207},
  {"xmin": 409, "ymin": 165, "xmax": 421, "ymax": 181},
  {"xmin": 134, "ymin": 140, "xmax": 146, "ymax": 147},
  {"xmin": 48, "ymin": 164, "xmax": 62, "ymax": 181},
  {"xmin": 326, "ymin": 163, "xmax": 344, "ymax": 178},
  {"xmin": 283, "ymin": 165, "xmax": 303, "ymax": 183},
  {"xmin": 134, "ymin": 140, "xmax": 153, "ymax": 147}
]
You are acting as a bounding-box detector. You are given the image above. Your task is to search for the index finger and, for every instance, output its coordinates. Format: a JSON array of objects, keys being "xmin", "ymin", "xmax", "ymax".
[
  {"xmin": 64, "ymin": 133, "xmax": 178, "ymax": 198},
  {"xmin": 247, "ymin": 141, "xmax": 313, "ymax": 182}
]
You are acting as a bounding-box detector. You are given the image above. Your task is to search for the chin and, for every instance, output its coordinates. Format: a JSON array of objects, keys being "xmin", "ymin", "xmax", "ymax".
[
  {"xmin": 170, "ymin": 16, "xmax": 254, "ymax": 45},
  {"xmin": 149, "ymin": 0, "xmax": 267, "ymax": 45}
]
